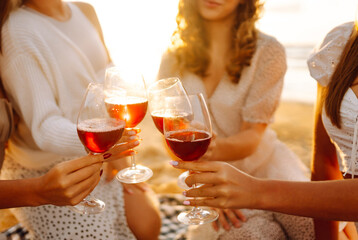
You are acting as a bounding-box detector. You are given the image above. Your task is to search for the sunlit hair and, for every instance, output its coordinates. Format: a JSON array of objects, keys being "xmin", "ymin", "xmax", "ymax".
[
  {"xmin": 0, "ymin": 0, "xmax": 23, "ymax": 52},
  {"xmin": 324, "ymin": 21, "xmax": 358, "ymax": 128},
  {"xmin": 170, "ymin": 0, "xmax": 263, "ymax": 83}
]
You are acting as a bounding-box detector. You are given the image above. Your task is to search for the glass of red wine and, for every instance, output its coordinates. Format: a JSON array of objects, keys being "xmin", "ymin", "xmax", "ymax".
[
  {"xmin": 163, "ymin": 93, "xmax": 219, "ymax": 225},
  {"xmin": 147, "ymin": 77, "xmax": 192, "ymax": 189},
  {"xmin": 104, "ymin": 66, "xmax": 153, "ymax": 183},
  {"xmin": 71, "ymin": 82, "xmax": 126, "ymax": 214},
  {"xmin": 147, "ymin": 77, "xmax": 189, "ymax": 134}
]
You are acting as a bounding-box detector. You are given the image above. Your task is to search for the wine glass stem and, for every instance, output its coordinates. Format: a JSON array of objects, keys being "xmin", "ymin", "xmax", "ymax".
[{"xmin": 130, "ymin": 153, "xmax": 137, "ymax": 170}]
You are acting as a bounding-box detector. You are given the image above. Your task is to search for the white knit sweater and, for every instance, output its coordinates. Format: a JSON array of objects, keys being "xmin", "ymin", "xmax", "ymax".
[{"xmin": 0, "ymin": 5, "xmax": 109, "ymax": 169}]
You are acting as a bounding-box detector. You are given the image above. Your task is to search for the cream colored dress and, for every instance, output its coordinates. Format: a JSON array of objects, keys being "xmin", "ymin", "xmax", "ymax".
[
  {"xmin": 0, "ymin": 4, "xmax": 136, "ymax": 239},
  {"xmin": 157, "ymin": 32, "xmax": 314, "ymax": 239}
]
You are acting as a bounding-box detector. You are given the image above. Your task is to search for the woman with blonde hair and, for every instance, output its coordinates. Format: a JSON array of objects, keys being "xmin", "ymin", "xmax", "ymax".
[
  {"xmin": 0, "ymin": 0, "xmax": 161, "ymax": 239},
  {"xmin": 157, "ymin": 0, "xmax": 314, "ymax": 239}
]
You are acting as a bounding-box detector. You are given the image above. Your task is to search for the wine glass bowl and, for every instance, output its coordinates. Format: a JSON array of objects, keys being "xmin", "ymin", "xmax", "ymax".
[
  {"xmin": 147, "ymin": 77, "xmax": 189, "ymax": 134},
  {"xmin": 104, "ymin": 66, "xmax": 153, "ymax": 184},
  {"xmin": 163, "ymin": 93, "xmax": 218, "ymax": 225}
]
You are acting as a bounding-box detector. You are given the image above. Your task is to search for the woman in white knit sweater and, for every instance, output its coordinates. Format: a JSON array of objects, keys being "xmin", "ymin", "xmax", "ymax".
[
  {"xmin": 157, "ymin": 0, "xmax": 314, "ymax": 239},
  {"xmin": 0, "ymin": 0, "xmax": 161, "ymax": 239}
]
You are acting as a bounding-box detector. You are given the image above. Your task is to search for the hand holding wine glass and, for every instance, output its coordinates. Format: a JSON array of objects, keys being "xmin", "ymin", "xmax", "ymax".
[
  {"xmin": 70, "ymin": 82, "xmax": 126, "ymax": 214},
  {"xmin": 104, "ymin": 67, "xmax": 153, "ymax": 183},
  {"xmin": 163, "ymin": 93, "xmax": 219, "ymax": 225}
]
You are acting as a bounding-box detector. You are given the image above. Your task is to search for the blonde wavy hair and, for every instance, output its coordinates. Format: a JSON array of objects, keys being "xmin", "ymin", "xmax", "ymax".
[
  {"xmin": 170, "ymin": 0, "xmax": 263, "ymax": 84},
  {"xmin": 0, "ymin": 0, "xmax": 24, "ymax": 52}
]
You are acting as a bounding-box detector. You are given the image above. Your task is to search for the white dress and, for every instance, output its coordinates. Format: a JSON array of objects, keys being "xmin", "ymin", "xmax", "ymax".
[
  {"xmin": 158, "ymin": 32, "xmax": 314, "ymax": 239},
  {"xmin": 0, "ymin": 3, "xmax": 136, "ymax": 239}
]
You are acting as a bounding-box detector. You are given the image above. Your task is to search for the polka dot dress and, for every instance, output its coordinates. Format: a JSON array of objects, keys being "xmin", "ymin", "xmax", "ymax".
[{"xmin": 1, "ymin": 157, "xmax": 136, "ymax": 240}]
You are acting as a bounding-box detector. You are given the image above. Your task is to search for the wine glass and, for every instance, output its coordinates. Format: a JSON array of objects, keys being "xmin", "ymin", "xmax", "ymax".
[
  {"xmin": 147, "ymin": 77, "xmax": 189, "ymax": 134},
  {"xmin": 71, "ymin": 82, "xmax": 126, "ymax": 214},
  {"xmin": 104, "ymin": 66, "xmax": 153, "ymax": 183},
  {"xmin": 163, "ymin": 93, "xmax": 219, "ymax": 225},
  {"xmin": 147, "ymin": 77, "xmax": 192, "ymax": 189}
]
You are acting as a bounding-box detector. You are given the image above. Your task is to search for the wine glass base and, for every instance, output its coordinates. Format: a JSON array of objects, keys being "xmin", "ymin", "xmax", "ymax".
[
  {"xmin": 68, "ymin": 198, "xmax": 105, "ymax": 214},
  {"xmin": 177, "ymin": 208, "xmax": 218, "ymax": 225},
  {"xmin": 116, "ymin": 165, "xmax": 153, "ymax": 184}
]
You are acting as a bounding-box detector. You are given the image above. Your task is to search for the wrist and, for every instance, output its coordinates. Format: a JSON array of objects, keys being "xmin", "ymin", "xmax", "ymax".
[
  {"xmin": 30, "ymin": 176, "xmax": 47, "ymax": 206},
  {"xmin": 254, "ymin": 179, "xmax": 275, "ymax": 211}
]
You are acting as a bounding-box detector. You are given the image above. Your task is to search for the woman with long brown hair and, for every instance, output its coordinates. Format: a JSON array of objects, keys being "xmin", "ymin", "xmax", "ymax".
[
  {"xmin": 308, "ymin": 21, "xmax": 358, "ymax": 239},
  {"xmin": 157, "ymin": 0, "xmax": 314, "ymax": 239}
]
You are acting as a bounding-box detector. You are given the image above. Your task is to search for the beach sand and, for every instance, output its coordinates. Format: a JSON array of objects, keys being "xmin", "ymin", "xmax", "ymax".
[{"xmin": 0, "ymin": 100, "xmax": 315, "ymax": 232}]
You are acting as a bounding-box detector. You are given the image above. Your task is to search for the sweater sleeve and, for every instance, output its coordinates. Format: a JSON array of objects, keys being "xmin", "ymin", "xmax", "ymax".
[
  {"xmin": 242, "ymin": 38, "xmax": 287, "ymax": 124},
  {"xmin": 2, "ymin": 54, "xmax": 86, "ymax": 156}
]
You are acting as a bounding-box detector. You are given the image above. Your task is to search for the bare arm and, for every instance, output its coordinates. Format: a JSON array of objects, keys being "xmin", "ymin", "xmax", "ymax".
[
  {"xmin": 0, "ymin": 154, "xmax": 103, "ymax": 209},
  {"xmin": 206, "ymin": 121, "xmax": 267, "ymax": 162},
  {"xmin": 311, "ymin": 84, "xmax": 342, "ymax": 239},
  {"xmin": 170, "ymin": 160, "xmax": 358, "ymax": 221}
]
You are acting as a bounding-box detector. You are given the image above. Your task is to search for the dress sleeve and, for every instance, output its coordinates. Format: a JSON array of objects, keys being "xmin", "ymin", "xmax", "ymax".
[
  {"xmin": 242, "ymin": 38, "xmax": 287, "ymax": 124},
  {"xmin": 1, "ymin": 54, "xmax": 85, "ymax": 156},
  {"xmin": 307, "ymin": 22, "xmax": 354, "ymax": 86}
]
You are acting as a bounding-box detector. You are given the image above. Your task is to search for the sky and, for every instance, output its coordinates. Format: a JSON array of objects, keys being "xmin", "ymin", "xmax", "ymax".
[{"xmin": 80, "ymin": 0, "xmax": 358, "ymax": 103}]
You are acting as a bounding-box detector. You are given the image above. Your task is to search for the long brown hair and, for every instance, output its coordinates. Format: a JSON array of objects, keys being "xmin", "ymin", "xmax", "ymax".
[
  {"xmin": 170, "ymin": 0, "xmax": 263, "ymax": 83},
  {"xmin": 324, "ymin": 23, "xmax": 358, "ymax": 128},
  {"xmin": 0, "ymin": 0, "xmax": 23, "ymax": 53}
]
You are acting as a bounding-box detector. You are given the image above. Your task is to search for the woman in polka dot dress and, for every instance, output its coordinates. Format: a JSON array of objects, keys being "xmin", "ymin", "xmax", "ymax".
[{"xmin": 0, "ymin": 0, "xmax": 161, "ymax": 239}]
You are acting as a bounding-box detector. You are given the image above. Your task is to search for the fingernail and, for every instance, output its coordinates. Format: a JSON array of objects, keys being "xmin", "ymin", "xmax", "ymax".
[
  {"xmin": 169, "ymin": 161, "xmax": 178, "ymax": 166},
  {"xmin": 183, "ymin": 200, "xmax": 190, "ymax": 205},
  {"xmin": 100, "ymin": 169, "xmax": 103, "ymax": 177},
  {"xmin": 129, "ymin": 150, "xmax": 136, "ymax": 155},
  {"xmin": 128, "ymin": 130, "xmax": 136, "ymax": 135},
  {"xmin": 182, "ymin": 191, "xmax": 187, "ymax": 196},
  {"xmin": 103, "ymin": 153, "xmax": 112, "ymax": 159},
  {"xmin": 133, "ymin": 140, "xmax": 139, "ymax": 146},
  {"xmin": 129, "ymin": 135, "xmax": 137, "ymax": 140}
]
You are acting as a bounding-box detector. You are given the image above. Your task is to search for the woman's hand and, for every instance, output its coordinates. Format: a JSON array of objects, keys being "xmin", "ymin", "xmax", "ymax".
[
  {"xmin": 103, "ymin": 128, "xmax": 141, "ymax": 181},
  {"xmin": 102, "ymin": 128, "xmax": 149, "ymax": 193},
  {"xmin": 170, "ymin": 160, "xmax": 262, "ymax": 209},
  {"xmin": 34, "ymin": 154, "xmax": 104, "ymax": 206},
  {"xmin": 212, "ymin": 208, "xmax": 246, "ymax": 231},
  {"xmin": 103, "ymin": 128, "xmax": 141, "ymax": 162}
]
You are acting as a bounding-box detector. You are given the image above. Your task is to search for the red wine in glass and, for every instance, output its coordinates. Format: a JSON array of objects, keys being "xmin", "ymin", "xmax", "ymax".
[
  {"xmin": 151, "ymin": 110, "xmax": 192, "ymax": 135},
  {"xmin": 165, "ymin": 130, "xmax": 211, "ymax": 161},
  {"xmin": 106, "ymin": 96, "xmax": 148, "ymax": 128},
  {"xmin": 77, "ymin": 118, "xmax": 125, "ymax": 153}
]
